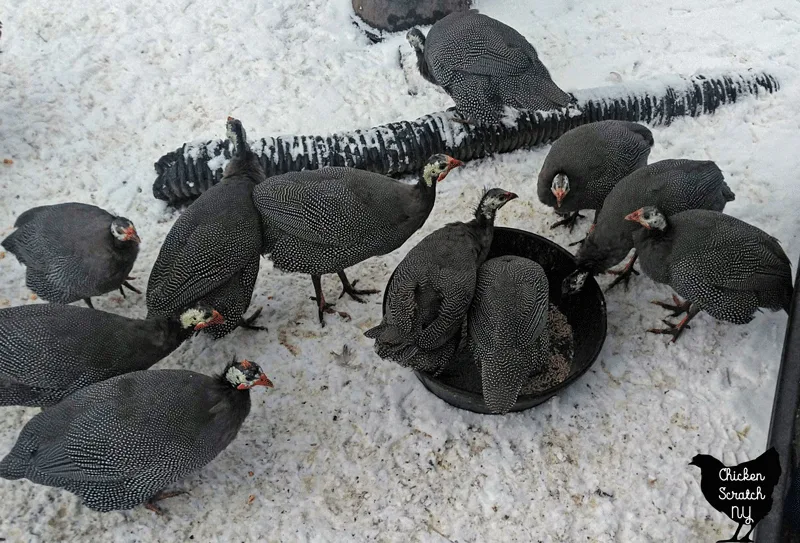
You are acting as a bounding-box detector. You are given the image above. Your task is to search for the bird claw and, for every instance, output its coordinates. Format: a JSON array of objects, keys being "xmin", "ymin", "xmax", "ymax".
[
  {"xmin": 647, "ymin": 319, "xmax": 690, "ymax": 343},
  {"xmin": 145, "ymin": 489, "xmax": 189, "ymax": 515},
  {"xmin": 122, "ymin": 281, "xmax": 142, "ymax": 294},
  {"xmin": 239, "ymin": 307, "xmax": 267, "ymax": 331},
  {"xmin": 549, "ymin": 211, "xmax": 585, "ymax": 232},
  {"xmin": 568, "ymin": 237, "xmax": 586, "ymax": 247},
  {"xmin": 338, "ymin": 279, "xmax": 380, "ymax": 302},
  {"xmin": 313, "ymin": 300, "xmax": 351, "ymax": 327},
  {"xmin": 650, "ymin": 295, "xmax": 691, "ymax": 317}
]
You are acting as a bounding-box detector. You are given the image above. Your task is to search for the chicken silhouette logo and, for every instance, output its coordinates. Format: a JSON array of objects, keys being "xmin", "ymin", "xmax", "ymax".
[{"xmin": 689, "ymin": 447, "xmax": 781, "ymax": 542}]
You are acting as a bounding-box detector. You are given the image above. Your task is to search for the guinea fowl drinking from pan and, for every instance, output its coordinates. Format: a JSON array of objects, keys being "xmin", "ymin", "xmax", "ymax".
[
  {"xmin": 252, "ymin": 154, "xmax": 462, "ymax": 326},
  {"xmin": 0, "ymin": 358, "xmax": 273, "ymax": 514},
  {"xmin": 365, "ymin": 188, "xmax": 518, "ymax": 374},
  {"xmin": 467, "ymin": 256, "xmax": 550, "ymax": 415},
  {"xmin": 562, "ymin": 159, "xmax": 735, "ymax": 295},
  {"xmin": 1, "ymin": 203, "xmax": 141, "ymax": 308},
  {"xmin": 538, "ymin": 120, "xmax": 654, "ymax": 232},
  {"xmin": 406, "ymin": 10, "xmax": 572, "ymax": 126},
  {"xmin": 146, "ymin": 117, "xmax": 266, "ymax": 338},
  {"xmin": 625, "ymin": 206, "xmax": 792, "ymax": 342},
  {"xmin": 0, "ymin": 303, "xmax": 224, "ymax": 407}
]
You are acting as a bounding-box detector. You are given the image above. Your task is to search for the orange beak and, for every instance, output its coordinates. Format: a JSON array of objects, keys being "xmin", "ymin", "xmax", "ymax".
[
  {"xmin": 237, "ymin": 373, "xmax": 274, "ymax": 389},
  {"xmin": 624, "ymin": 208, "xmax": 649, "ymax": 228},
  {"xmin": 194, "ymin": 309, "xmax": 224, "ymax": 330},
  {"xmin": 506, "ymin": 191, "xmax": 519, "ymax": 200},
  {"xmin": 124, "ymin": 226, "xmax": 141, "ymax": 244},
  {"xmin": 551, "ymin": 188, "xmax": 566, "ymax": 208},
  {"xmin": 438, "ymin": 156, "xmax": 463, "ymax": 182}
]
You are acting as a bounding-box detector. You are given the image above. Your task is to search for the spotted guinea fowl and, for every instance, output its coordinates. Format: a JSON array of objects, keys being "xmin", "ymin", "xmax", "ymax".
[
  {"xmin": 147, "ymin": 117, "xmax": 265, "ymax": 338},
  {"xmin": 562, "ymin": 159, "xmax": 735, "ymax": 295},
  {"xmin": 2, "ymin": 203, "xmax": 140, "ymax": 308},
  {"xmin": 538, "ymin": 120, "xmax": 654, "ymax": 232},
  {"xmin": 0, "ymin": 303, "xmax": 224, "ymax": 407},
  {"xmin": 406, "ymin": 10, "xmax": 571, "ymax": 126},
  {"xmin": 0, "ymin": 358, "xmax": 272, "ymax": 514},
  {"xmin": 252, "ymin": 154, "xmax": 462, "ymax": 326},
  {"xmin": 365, "ymin": 188, "xmax": 518, "ymax": 374},
  {"xmin": 625, "ymin": 206, "xmax": 792, "ymax": 342},
  {"xmin": 467, "ymin": 256, "xmax": 550, "ymax": 414}
]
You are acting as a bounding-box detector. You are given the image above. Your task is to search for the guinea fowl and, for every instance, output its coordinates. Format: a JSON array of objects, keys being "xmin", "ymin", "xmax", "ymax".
[
  {"xmin": 0, "ymin": 358, "xmax": 272, "ymax": 514},
  {"xmin": 146, "ymin": 117, "xmax": 265, "ymax": 339},
  {"xmin": 0, "ymin": 303, "xmax": 224, "ymax": 407},
  {"xmin": 467, "ymin": 256, "xmax": 550, "ymax": 414},
  {"xmin": 365, "ymin": 188, "xmax": 518, "ymax": 374},
  {"xmin": 538, "ymin": 120, "xmax": 654, "ymax": 232},
  {"xmin": 2, "ymin": 203, "xmax": 140, "ymax": 308},
  {"xmin": 406, "ymin": 10, "xmax": 572, "ymax": 126},
  {"xmin": 625, "ymin": 206, "xmax": 792, "ymax": 342},
  {"xmin": 562, "ymin": 159, "xmax": 735, "ymax": 295},
  {"xmin": 252, "ymin": 154, "xmax": 462, "ymax": 326}
]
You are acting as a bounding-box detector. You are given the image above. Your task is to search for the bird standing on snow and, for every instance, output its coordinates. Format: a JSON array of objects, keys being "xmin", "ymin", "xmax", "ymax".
[
  {"xmin": 467, "ymin": 255, "xmax": 550, "ymax": 414},
  {"xmin": 406, "ymin": 10, "xmax": 572, "ymax": 126},
  {"xmin": 625, "ymin": 206, "xmax": 792, "ymax": 341},
  {"xmin": 689, "ymin": 448, "xmax": 781, "ymax": 542},
  {"xmin": 252, "ymin": 154, "xmax": 462, "ymax": 326},
  {"xmin": 365, "ymin": 188, "xmax": 518, "ymax": 374},
  {"xmin": 147, "ymin": 118, "xmax": 266, "ymax": 338},
  {"xmin": 0, "ymin": 303, "xmax": 224, "ymax": 407},
  {"xmin": 538, "ymin": 120, "xmax": 654, "ymax": 232},
  {"xmin": 2, "ymin": 203, "xmax": 141, "ymax": 308},
  {"xmin": 0, "ymin": 358, "xmax": 272, "ymax": 514},
  {"xmin": 562, "ymin": 159, "xmax": 734, "ymax": 294}
]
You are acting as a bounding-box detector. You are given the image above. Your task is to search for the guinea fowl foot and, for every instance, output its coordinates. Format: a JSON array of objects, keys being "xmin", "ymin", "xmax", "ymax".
[
  {"xmin": 310, "ymin": 274, "xmax": 352, "ymax": 327},
  {"xmin": 144, "ymin": 489, "xmax": 189, "ymax": 515},
  {"xmin": 122, "ymin": 281, "xmax": 142, "ymax": 294},
  {"xmin": 337, "ymin": 271, "xmax": 380, "ymax": 303},
  {"xmin": 550, "ymin": 211, "xmax": 585, "ymax": 232},
  {"xmin": 648, "ymin": 304, "xmax": 700, "ymax": 343},
  {"xmin": 650, "ymin": 295, "xmax": 692, "ymax": 317},
  {"xmin": 239, "ymin": 307, "xmax": 267, "ymax": 331},
  {"xmin": 83, "ymin": 298, "xmax": 94, "ymax": 309},
  {"xmin": 606, "ymin": 254, "xmax": 640, "ymax": 292},
  {"xmin": 568, "ymin": 236, "xmax": 586, "ymax": 247}
]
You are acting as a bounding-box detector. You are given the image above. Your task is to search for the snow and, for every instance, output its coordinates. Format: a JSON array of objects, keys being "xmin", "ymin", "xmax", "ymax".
[{"xmin": 0, "ymin": 0, "xmax": 799, "ymax": 540}]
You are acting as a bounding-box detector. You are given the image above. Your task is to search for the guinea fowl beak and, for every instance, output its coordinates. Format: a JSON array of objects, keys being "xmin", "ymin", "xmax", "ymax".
[
  {"xmin": 438, "ymin": 157, "xmax": 463, "ymax": 182},
  {"xmin": 506, "ymin": 192, "xmax": 518, "ymax": 201},
  {"xmin": 124, "ymin": 226, "xmax": 141, "ymax": 244},
  {"xmin": 624, "ymin": 209, "xmax": 649, "ymax": 229},
  {"xmin": 195, "ymin": 309, "xmax": 224, "ymax": 330},
  {"xmin": 552, "ymin": 188, "xmax": 565, "ymax": 208},
  {"xmin": 253, "ymin": 373, "xmax": 274, "ymax": 388}
]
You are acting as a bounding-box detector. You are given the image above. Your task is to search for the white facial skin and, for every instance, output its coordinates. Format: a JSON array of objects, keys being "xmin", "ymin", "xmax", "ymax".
[
  {"xmin": 639, "ymin": 207, "xmax": 668, "ymax": 231},
  {"xmin": 406, "ymin": 30, "xmax": 424, "ymax": 51},
  {"xmin": 564, "ymin": 271, "xmax": 589, "ymax": 294},
  {"xmin": 110, "ymin": 220, "xmax": 138, "ymax": 242},
  {"xmin": 180, "ymin": 308, "xmax": 210, "ymax": 329},
  {"xmin": 225, "ymin": 366, "xmax": 252, "ymax": 388},
  {"xmin": 422, "ymin": 161, "xmax": 445, "ymax": 187}
]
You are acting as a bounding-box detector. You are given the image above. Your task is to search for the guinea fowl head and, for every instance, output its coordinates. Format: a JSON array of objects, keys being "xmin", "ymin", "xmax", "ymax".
[
  {"xmin": 624, "ymin": 206, "xmax": 668, "ymax": 232},
  {"xmin": 224, "ymin": 116, "xmax": 264, "ymax": 180},
  {"xmin": 550, "ymin": 174, "xmax": 569, "ymax": 208},
  {"xmin": 476, "ymin": 188, "xmax": 518, "ymax": 222},
  {"xmin": 421, "ymin": 154, "xmax": 462, "ymax": 187},
  {"xmin": 223, "ymin": 358, "xmax": 274, "ymax": 390},
  {"xmin": 110, "ymin": 217, "xmax": 140, "ymax": 244},
  {"xmin": 562, "ymin": 268, "xmax": 591, "ymax": 296},
  {"xmin": 179, "ymin": 303, "xmax": 225, "ymax": 332},
  {"xmin": 406, "ymin": 28, "xmax": 426, "ymax": 53}
]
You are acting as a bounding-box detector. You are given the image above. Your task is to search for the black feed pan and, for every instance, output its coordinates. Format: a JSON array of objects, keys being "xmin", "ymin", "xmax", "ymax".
[{"xmin": 380, "ymin": 226, "xmax": 608, "ymax": 414}]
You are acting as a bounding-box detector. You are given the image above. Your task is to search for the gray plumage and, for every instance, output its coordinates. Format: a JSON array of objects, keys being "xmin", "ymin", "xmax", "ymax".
[
  {"xmin": 573, "ymin": 159, "xmax": 734, "ymax": 277},
  {"xmin": 0, "ymin": 359, "xmax": 272, "ymax": 513},
  {"xmin": 2, "ymin": 203, "xmax": 140, "ymax": 306},
  {"xmin": 630, "ymin": 207, "xmax": 792, "ymax": 325},
  {"xmin": 407, "ymin": 10, "xmax": 571, "ymax": 125},
  {"xmin": 538, "ymin": 121, "xmax": 654, "ymax": 214},
  {"xmin": 252, "ymin": 154, "xmax": 460, "ymax": 324},
  {"xmin": 0, "ymin": 303, "xmax": 222, "ymax": 407},
  {"xmin": 467, "ymin": 256, "xmax": 550, "ymax": 414},
  {"xmin": 146, "ymin": 119, "xmax": 265, "ymax": 338},
  {"xmin": 365, "ymin": 188, "xmax": 518, "ymax": 374}
]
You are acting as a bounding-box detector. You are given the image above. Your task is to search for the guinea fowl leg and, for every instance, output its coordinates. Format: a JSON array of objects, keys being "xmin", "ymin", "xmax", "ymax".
[
  {"xmin": 310, "ymin": 275, "xmax": 351, "ymax": 327},
  {"xmin": 144, "ymin": 489, "xmax": 189, "ymax": 515},
  {"xmin": 122, "ymin": 281, "xmax": 142, "ymax": 294},
  {"xmin": 337, "ymin": 270, "xmax": 380, "ymax": 303},
  {"xmin": 606, "ymin": 253, "xmax": 640, "ymax": 292},
  {"xmin": 650, "ymin": 294, "xmax": 692, "ymax": 317},
  {"xmin": 83, "ymin": 298, "xmax": 94, "ymax": 309},
  {"xmin": 648, "ymin": 303, "xmax": 700, "ymax": 343},
  {"xmin": 238, "ymin": 307, "xmax": 267, "ymax": 331},
  {"xmin": 550, "ymin": 210, "xmax": 585, "ymax": 232}
]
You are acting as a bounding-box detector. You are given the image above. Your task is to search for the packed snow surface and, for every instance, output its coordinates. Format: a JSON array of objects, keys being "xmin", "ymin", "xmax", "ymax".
[{"xmin": 1, "ymin": 0, "xmax": 799, "ymax": 540}]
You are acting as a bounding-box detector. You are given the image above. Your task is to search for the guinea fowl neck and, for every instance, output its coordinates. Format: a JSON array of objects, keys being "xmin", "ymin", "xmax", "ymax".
[{"xmin": 414, "ymin": 51, "xmax": 436, "ymax": 85}]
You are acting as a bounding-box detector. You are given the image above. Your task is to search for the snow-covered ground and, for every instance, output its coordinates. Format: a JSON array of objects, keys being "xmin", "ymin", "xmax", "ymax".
[{"xmin": 1, "ymin": 0, "xmax": 798, "ymax": 540}]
